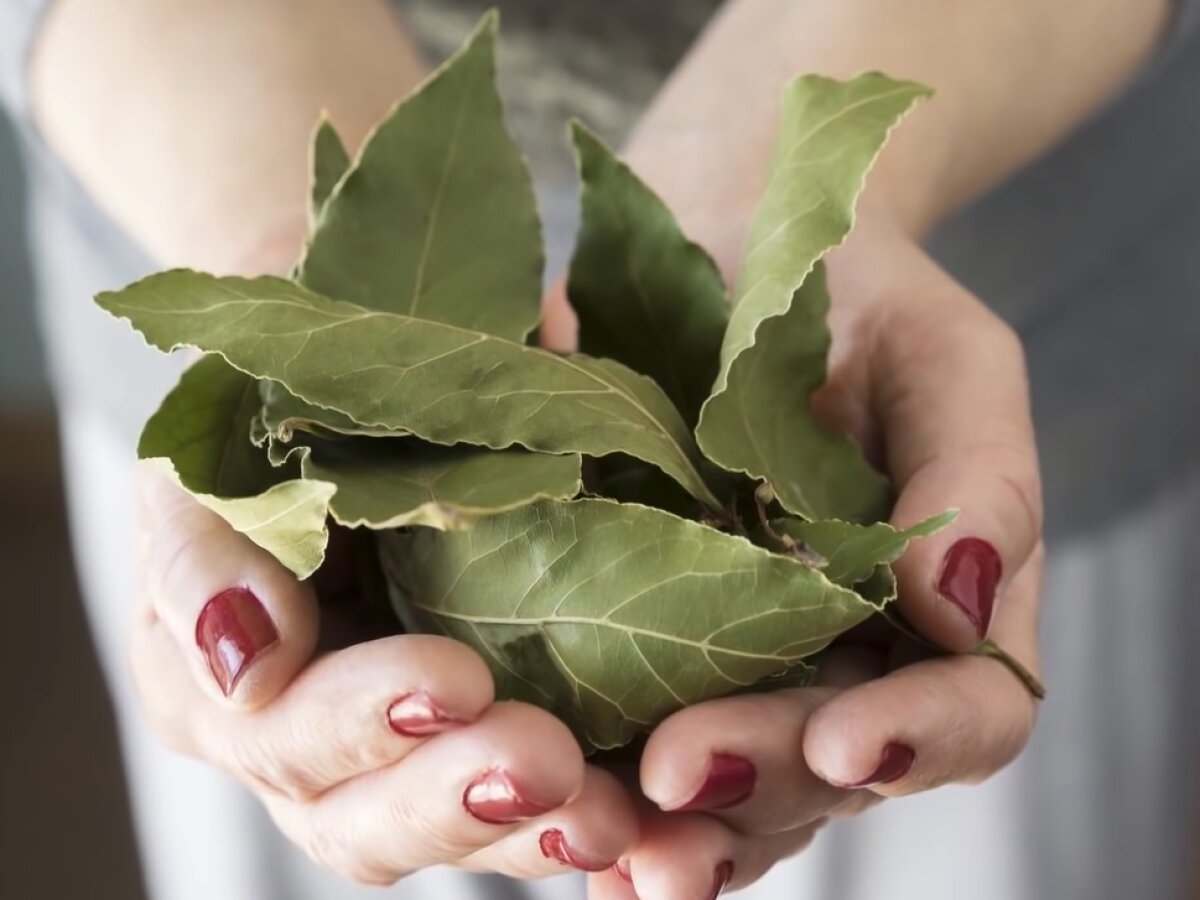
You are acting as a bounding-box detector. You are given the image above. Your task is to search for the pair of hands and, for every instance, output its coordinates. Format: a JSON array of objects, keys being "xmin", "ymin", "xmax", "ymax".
[{"xmin": 130, "ymin": 218, "xmax": 1042, "ymax": 899}]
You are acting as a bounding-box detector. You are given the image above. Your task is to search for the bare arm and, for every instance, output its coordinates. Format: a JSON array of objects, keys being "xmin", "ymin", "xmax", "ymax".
[
  {"xmin": 31, "ymin": 0, "xmax": 425, "ymax": 273},
  {"xmin": 627, "ymin": 0, "xmax": 1171, "ymax": 263}
]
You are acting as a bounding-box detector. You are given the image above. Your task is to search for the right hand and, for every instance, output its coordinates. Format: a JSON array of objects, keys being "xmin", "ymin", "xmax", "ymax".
[{"xmin": 130, "ymin": 464, "xmax": 638, "ymax": 885}]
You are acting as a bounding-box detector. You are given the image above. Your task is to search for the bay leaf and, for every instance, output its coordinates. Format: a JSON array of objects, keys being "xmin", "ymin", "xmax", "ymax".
[
  {"xmin": 567, "ymin": 122, "xmax": 727, "ymax": 427},
  {"xmin": 257, "ymin": 379, "xmax": 401, "ymax": 447},
  {"xmin": 97, "ymin": 271, "xmax": 721, "ymax": 508},
  {"xmin": 696, "ymin": 74, "xmax": 931, "ymax": 522},
  {"xmin": 294, "ymin": 436, "xmax": 582, "ymax": 530},
  {"xmin": 268, "ymin": 18, "xmax": 549, "ymax": 459},
  {"xmin": 773, "ymin": 510, "xmax": 956, "ymax": 588},
  {"xmin": 377, "ymin": 498, "xmax": 881, "ymax": 751},
  {"xmin": 139, "ymin": 355, "xmax": 335, "ymax": 578},
  {"xmin": 308, "ymin": 116, "xmax": 350, "ymax": 224},
  {"xmin": 294, "ymin": 11, "xmax": 543, "ymax": 343}
]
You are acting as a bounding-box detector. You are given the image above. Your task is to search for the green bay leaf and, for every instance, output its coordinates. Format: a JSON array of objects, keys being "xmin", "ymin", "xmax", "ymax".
[
  {"xmin": 378, "ymin": 498, "xmax": 879, "ymax": 751},
  {"xmin": 98, "ymin": 271, "xmax": 720, "ymax": 508},
  {"xmin": 308, "ymin": 117, "xmax": 351, "ymax": 224},
  {"xmin": 701, "ymin": 264, "xmax": 893, "ymax": 522},
  {"xmin": 138, "ymin": 355, "xmax": 334, "ymax": 579},
  {"xmin": 697, "ymin": 74, "xmax": 931, "ymax": 522},
  {"xmin": 295, "ymin": 11, "xmax": 542, "ymax": 342},
  {"xmin": 294, "ymin": 437, "xmax": 582, "ymax": 530},
  {"xmin": 277, "ymin": 15, "xmax": 543, "ymax": 442},
  {"xmin": 773, "ymin": 510, "xmax": 956, "ymax": 588},
  {"xmin": 567, "ymin": 123, "xmax": 727, "ymax": 428}
]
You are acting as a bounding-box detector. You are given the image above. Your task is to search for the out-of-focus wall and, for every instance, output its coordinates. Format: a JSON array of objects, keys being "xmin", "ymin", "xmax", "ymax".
[{"xmin": 0, "ymin": 110, "xmax": 46, "ymax": 411}]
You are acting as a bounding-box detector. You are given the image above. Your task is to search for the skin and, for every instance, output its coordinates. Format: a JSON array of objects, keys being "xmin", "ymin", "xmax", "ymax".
[{"xmin": 32, "ymin": 0, "xmax": 1171, "ymax": 895}]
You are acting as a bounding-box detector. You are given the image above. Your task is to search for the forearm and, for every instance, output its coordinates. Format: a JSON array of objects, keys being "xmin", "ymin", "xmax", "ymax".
[
  {"xmin": 31, "ymin": 0, "xmax": 425, "ymax": 273},
  {"xmin": 627, "ymin": 0, "xmax": 1171, "ymax": 264}
]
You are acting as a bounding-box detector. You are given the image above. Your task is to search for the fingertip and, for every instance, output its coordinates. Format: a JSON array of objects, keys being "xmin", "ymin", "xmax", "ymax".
[
  {"xmin": 485, "ymin": 701, "xmax": 588, "ymax": 804},
  {"xmin": 202, "ymin": 567, "xmax": 320, "ymax": 711},
  {"xmin": 891, "ymin": 487, "xmax": 1010, "ymax": 653},
  {"xmin": 586, "ymin": 868, "xmax": 640, "ymax": 900}
]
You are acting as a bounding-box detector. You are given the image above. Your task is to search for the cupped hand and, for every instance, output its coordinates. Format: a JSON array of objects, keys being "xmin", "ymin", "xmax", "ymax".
[
  {"xmin": 584, "ymin": 216, "xmax": 1044, "ymax": 898},
  {"xmin": 129, "ymin": 466, "xmax": 638, "ymax": 885}
]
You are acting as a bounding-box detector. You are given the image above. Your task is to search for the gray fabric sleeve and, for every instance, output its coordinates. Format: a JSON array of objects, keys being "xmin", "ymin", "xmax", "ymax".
[
  {"xmin": 0, "ymin": 0, "xmax": 52, "ymax": 119},
  {"xmin": 1176, "ymin": 0, "xmax": 1200, "ymax": 40}
]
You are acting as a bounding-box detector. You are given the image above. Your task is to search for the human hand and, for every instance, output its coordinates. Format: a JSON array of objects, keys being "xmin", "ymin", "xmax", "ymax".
[
  {"xmin": 129, "ymin": 466, "xmax": 639, "ymax": 885},
  {"xmin": 581, "ymin": 213, "xmax": 1043, "ymax": 898}
]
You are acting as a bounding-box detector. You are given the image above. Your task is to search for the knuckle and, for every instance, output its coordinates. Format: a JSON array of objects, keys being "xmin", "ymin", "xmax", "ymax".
[
  {"xmin": 384, "ymin": 791, "xmax": 468, "ymax": 862},
  {"xmin": 302, "ymin": 816, "xmax": 402, "ymax": 886},
  {"xmin": 968, "ymin": 438, "xmax": 1044, "ymax": 542},
  {"xmin": 143, "ymin": 515, "xmax": 223, "ymax": 615},
  {"xmin": 979, "ymin": 312, "xmax": 1026, "ymax": 368},
  {"xmin": 228, "ymin": 733, "xmax": 322, "ymax": 803}
]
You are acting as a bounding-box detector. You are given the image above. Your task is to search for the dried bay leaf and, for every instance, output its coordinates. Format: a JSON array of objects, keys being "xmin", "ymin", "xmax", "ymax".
[
  {"xmin": 773, "ymin": 511, "xmax": 956, "ymax": 589},
  {"xmin": 271, "ymin": 17, "xmax": 544, "ymax": 442},
  {"xmin": 697, "ymin": 74, "xmax": 931, "ymax": 522},
  {"xmin": 308, "ymin": 117, "xmax": 350, "ymax": 224},
  {"xmin": 296, "ymin": 12, "xmax": 543, "ymax": 342},
  {"xmin": 378, "ymin": 498, "xmax": 880, "ymax": 750},
  {"xmin": 567, "ymin": 123, "xmax": 728, "ymax": 428},
  {"xmin": 138, "ymin": 355, "xmax": 335, "ymax": 578},
  {"xmin": 97, "ymin": 272, "xmax": 721, "ymax": 508},
  {"xmin": 295, "ymin": 437, "xmax": 582, "ymax": 530}
]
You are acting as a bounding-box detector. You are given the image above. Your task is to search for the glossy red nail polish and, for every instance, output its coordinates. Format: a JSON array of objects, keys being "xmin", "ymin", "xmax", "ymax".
[
  {"xmin": 462, "ymin": 770, "xmax": 554, "ymax": 824},
  {"xmin": 846, "ymin": 742, "xmax": 915, "ymax": 788},
  {"xmin": 938, "ymin": 538, "xmax": 1002, "ymax": 638},
  {"xmin": 195, "ymin": 587, "xmax": 278, "ymax": 696},
  {"xmin": 613, "ymin": 859, "xmax": 633, "ymax": 883},
  {"xmin": 668, "ymin": 753, "xmax": 757, "ymax": 811},
  {"xmin": 387, "ymin": 692, "xmax": 464, "ymax": 737},
  {"xmin": 709, "ymin": 860, "xmax": 735, "ymax": 899},
  {"xmin": 539, "ymin": 828, "xmax": 611, "ymax": 872}
]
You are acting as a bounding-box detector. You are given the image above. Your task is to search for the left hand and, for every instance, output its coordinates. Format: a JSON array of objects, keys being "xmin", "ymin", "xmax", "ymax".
[{"xmin": 548, "ymin": 213, "xmax": 1044, "ymax": 899}]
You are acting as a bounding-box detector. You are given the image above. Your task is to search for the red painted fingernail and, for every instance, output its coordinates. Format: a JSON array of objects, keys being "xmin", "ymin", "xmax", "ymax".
[
  {"xmin": 846, "ymin": 742, "xmax": 915, "ymax": 787},
  {"xmin": 938, "ymin": 538, "xmax": 1002, "ymax": 638},
  {"xmin": 667, "ymin": 753, "xmax": 757, "ymax": 811},
  {"xmin": 613, "ymin": 858, "xmax": 633, "ymax": 883},
  {"xmin": 539, "ymin": 828, "xmax": 612, "ymax": 872},
  {"xmin": 387, "ymin": 692, "xmax": 464, "ymax": 737},
  {"xmin": 462, "ymin": 770, "xmax": 554, "ymax": 824},
  {"xmin": 195, "ymin": 587, "xmax": 278, "ymax": 696},
  {"xmin": 709, "ymin": 860, "xmax": 735, "ymax": 899}
]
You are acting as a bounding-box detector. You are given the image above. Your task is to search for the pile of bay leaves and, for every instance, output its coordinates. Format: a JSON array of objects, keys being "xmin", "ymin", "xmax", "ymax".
[{"xmin": 98, "ymin": 13, "xmax": 952, "ymax": 751}]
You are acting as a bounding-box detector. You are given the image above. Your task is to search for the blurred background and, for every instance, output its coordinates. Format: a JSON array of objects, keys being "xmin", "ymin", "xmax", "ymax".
[
  {"xmin": 3, "ymin": 2, "xmax": 1197, "ymax": 898},
  {"xmin": 0, "ymin": 110, "xmax": 147, "ymax": 898}
]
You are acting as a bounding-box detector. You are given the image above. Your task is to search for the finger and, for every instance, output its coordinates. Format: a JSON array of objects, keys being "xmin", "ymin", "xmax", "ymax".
[
  {"xmin": 227, "ymin": 635, "xmax": 494, "ymax": 798},
  {"xmin": 640, "ymin": 688, "xmax": 853, "ymax": 835},
  {"xmin": 136, "ymin": 462, "xmax": 319, "ymax": 708},
  {"xmin": 465, "ymin": 766, "xmax": 637, "ymax": 877},
  {"xmin": 803, "ymin": 554, "xmax": 1041, "ymax": 794},
  {"xmin": 130, "ymin": 602, "xmax": 212, "ymax": 755},
  {"xmin": 586, "ymin": 868, "xmax": 639, "ymax": 900},
  {"xmin": 873, "ymin": 284, "xmax": 1043, "ymax": 651},
  {"xmin": 615, "ymin": 811, "xmax": 824, "ymax": 900},
  {"xmin": 539, "ymin": 280, "xmax": 578, "ymax": 353},
  {"xmin": 267, "ymin": 701, "xmax": 585, "ymax": 886}
]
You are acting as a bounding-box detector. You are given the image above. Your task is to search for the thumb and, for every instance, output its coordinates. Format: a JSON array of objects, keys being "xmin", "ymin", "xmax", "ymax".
[
  {"xmin": 873, "ymin": 284, "xmax": 1042, "ymax": 653},
  {"xmin": 135, "ymin": 462, "xmax": 320, "ymax": 709}
]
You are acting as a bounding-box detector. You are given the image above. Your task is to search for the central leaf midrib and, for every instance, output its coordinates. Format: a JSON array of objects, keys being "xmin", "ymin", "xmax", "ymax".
[
  {"xmin": 409, "ymin": 70, "xmax": 472, "ymax": 317},
  {"xmin": 176, "ymin": 294, "xmax": 713, "ymax": 502},
  {"xmin": 410, "ymin": 604, "xmax": 813, "ymax": 662}
]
